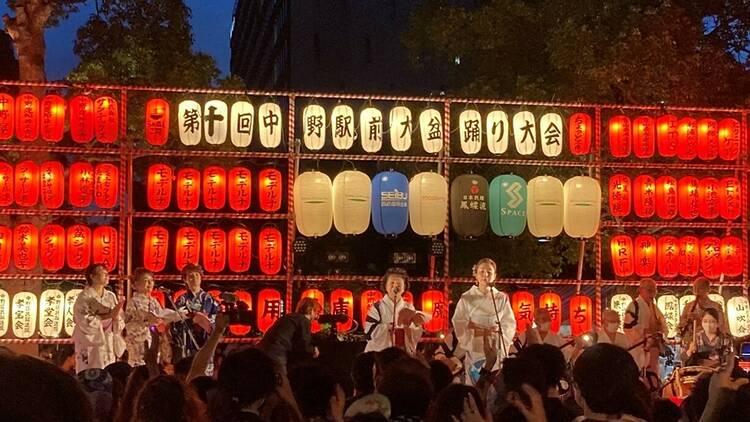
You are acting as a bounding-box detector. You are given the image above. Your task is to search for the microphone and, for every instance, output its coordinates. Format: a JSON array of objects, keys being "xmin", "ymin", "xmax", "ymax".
[{"xmin": 156, "ymin": 285, "xmax": 172, "ymax": 292}]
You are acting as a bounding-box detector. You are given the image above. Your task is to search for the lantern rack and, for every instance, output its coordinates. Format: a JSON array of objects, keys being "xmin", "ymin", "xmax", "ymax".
[
  {"xmin": 0, "ymin": 209, "xmax": 122, "ymax": 217},
  {"xmin": 0, "ymin": 337, "xmax": 262, "ymax": 345},
  {"xmin": 296, "ymin": 153, "xmax": 443, "ymax": 163},
  {"xmin": 153, "ymin": 274, "xmax": 287, "ymax": 282},
  {"xmin": 131, "ymin": 148, "xmax": 289, "ymax": 160},
  {"xmin": 447, "ymin": 157, "xmax": 594, "ymax": 168},
  {"xmin": 0, "ymin": 144, "xmax": 122, "ymax": 155},
  {"xmin": 599, "ymin": 161, "xmax": 745, "ymax": 171},
  {"xmin": 132, "ymin": 211, "xmax": 288, "ymax": 220},
  {"xmin": 600, "ymin": 221, "xmax": 747, "ymax": 229}
]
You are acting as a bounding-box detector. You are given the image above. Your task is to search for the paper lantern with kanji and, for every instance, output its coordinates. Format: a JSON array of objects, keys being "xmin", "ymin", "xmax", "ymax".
[
  {"xmin": 39, "ymin": 288, "xmax": 65, "ymax": 338},
  {"xmin": 450, "ymin": 174, "xmax": 488, "ymax": 239},
  {"xmin": 14, "ymin": 160, "xmax": 39, "ymax": 207},
  {"xmin": 331, "ymin": 104, "xmax": 354, "ymax": 150},
  {"xmin": 721, "ymin": 236, "xmax": 742, "ymax": 277},
  {"xmin": 176, "ymin": 167, "xmax": 200, "ymax": 211},
  {"xmin": 409, "ymin": 172, "xmax": 448, "ymax": 236},
  {"xmin": 258, "ymin": 226, "xmax": 282, "ymax": 275},
  {"xmin": 229, "ymin": 290, "xmax": 253, "ymax": 336},
  {"xmin": 610, "ymin": 234, "xmax": 634, "ymax": 277},
  {"xmin": 93, "ymin": 225, "xmax": 117, "ymax": 272},
  {"xmin": 634, "ymin": 235, "xmax": 657, "ymax": 277},
  {"xmin": 633, "ymin": 175, "xmax": 656, "ymax": 218},
  {"xmin": 94, "ymin": 96, "xmax": 118, "ymax": 143},
  {"xmin": 700, "ymin": 236, "xmax": 721, "ymax": 279},
  {"xmin": 608, "ymin": 115, "xmax": 631, "ymax": 157},
  {"xmin": 570, "ymin": 295, "xmax": 593, "ymax": 336},
  {"xmin": 204, "ymin": 100, "xmax": 228, "ymax": 145},
  {"xmin": 63, "ymin": 288, "xmax": 82, "ymax": 336},
  {"xmin": 203, "ymin": 166, "xmax": 227, "ymax": 210},
  {"xmin": 389, "ymin": 106, "xmax": 412, "ymax": 151},
  {"xmin": 459, "ymin": 109, "xmax": 482, "ymax": 155},
  {"xmin": 563, "ymin": 176, "xmax": 601, "ymax": 239},
  {"xmin": 69, "ymin": 161, "xmax": 94, "ymax": 208},
  {"xmin": 301, "ymin": 288, "xmax": 324, "ymax": 333},
  {"xmin": 679, "ymin": 294, "xmax": 696, "ymax": 316},
  {"xmin": 258, "ymin": 102, "xmax": 283, "ymax": 148},
  {"xmin": 718, "ymin": 177, "xmax": 741, "ymax": 220},
  {"xmin": 608, "ymin": 174, "xmax": 631, "ymax": 217},
  {"xmin": 421, "ymin": 289, "xmax": 447, "ymax": 333},
  {"xmin": 40, "ymin": 224, "xmax": 65, "ymax": 272},
  {"xmin": 632, "ymin": 116, "xmax": 655, "ymax": 158},
  {"xmin": 569, "ymin": 112, "xmax": 591, "ymax": 155},
  {"xmin": 202, "ymin": 228, "xmax": 226, "ymax": 273},
  {"xmin": 178, "ymin": 100, "xmax": 202, "ymax": 146},
  {"xmin": 174, "ymin": 227, "xmax": 200, "ymax": 271},
  {"xmin": 513, "ymin": 111, "xmax": 537, "ymax": 155},
  {"xmin": 678, "ymin": 236, "xmax": 700, "ymax": 277},
  {"xmin": 143, "ymin": 225, "xmax": 169, "ymax": 272},
  {"xmin": 12, "ymin": 291, "xmax": 37, "ymax": 338},
  {"xmin": 539, "ymin": 112, "xmax": 563, "ymax": 157},
  {"xmin": 145, "ymin": 98, "xmax": 169, "ymax": 146},
  {"xmin": 489, "ymin": 174, "xmax": 527, "ymax": 237},
  {"xmin": 512, "ymin": 291, "xmax": 535, "ymax": 332},
  {"xmin": 698, "ymin": 178, "xmax": 720, "ymax": 219},
  {"xmin": 709, "ymin": 294, "xmax": 725, "ymax": 311},
  {"xmin": 66, "ymin": 224, "xmax": 91, "ymax": 270},
  {"xmin": 697, "ymin": 118, "xmax": 718, "ymax": 161},
  {"xmin": 147, "ymin": 164, "xmax": 172, "ymax": 211},
  {"xmin": 294, "ymin": 171, "xmax": 333, "ymax": 237},
  {"xmin": 727, "ymin": 296, "xmax": 750, "ymax": 337},
  {"xmin": 657, "ymin": 115, "xmax": 678, "ymax": 157},
  {"xmin": 527, "ymin": 176, "xmax": 564, "ymax": 238},
  {"xmin": 657, "ymin": 295, "xmax": 680, "ymax": 338},
  {"xmin": 0, "ymin": 225, "xmax": 11, "ymax": 271},
  {"xmin": 302, "ymin": 104, "xmax": 326, "ymax": 150},
  {"xmin": 0, "ymin": 287, "xmax": 8, "ymax": 336},
  {"xmin": 0, "ymin": 93, "xmax": 14, "ymax": 140},
  {"xmin": 485, "ymin": 110, "xmax": 508, "ymax": 155},
  {"xmin": 360, "ymin": 289, "xmax": 383, "ymax": 327},
  {"xmin": 655, "ymin": 175, "xmax": 677, "ymax": 219},
  {"xmin": 257, "ymin": 288, "xmax": 283, "ymax": 333},
  {"xmin": 230, "ymin": 101, "xmax": 253, "ymax": 148},
  {"xmin": 94, "ymin": 163, "xmax": 118, "ymax": 209},
  {"xmin": 258, "ymin": 168, "xmax": 282, "ymax": 212},
  {"xmin": 228, "ymin": 227, "xmax": 251, "ymax": 273},
  {"xmin": 717, "ymin": 118, "xmax": 740, "ymax": 161},
  {"xmin": 538, "ymin": 292, "xmax": 562, "ymax": 333},
  {"xmin": 361, "ymin": 107, "xmax": 384, "ymax": 153},
  {"xmin": 228, "ymin": 166, "xmax": 251, "ymax": 212},
  {"xmin": 677, "ymin": 176, "xmax": 699, "ymax": 219},
  {"xmin": 39, "ymin": 161, "xmax": 64, "ymax": 209},
  {"xmin": 658, "ymin": 235, "xmax": 679, "ymax": 278},
  {"xmin": 13, "ymin": 223, "xmax": 38, "ymax": 271},
  {"xmin": 0, "ymin": 161, "xmax": 12, "ymax": 206},
  {"xmin": 372, "ymin": 171, "xmax": 409, "ymax": 236},
  {"xmin": 70, "ymin": 95, "xmax": 94, "ymax": 143},
  {"xmin": 332, "ymin": 170, "xmax": 371, "ymax": 235},
  {"xmin": 611, "ymin": 293, "xmax": 633, "ymax": 331},
  {"xmin": 676, "ymin": 118, "xmax": 698, "ymax": 160},
  {"xmin": 41, "ymin": 94, "xmax": 65, "ymax": 142},
  {"xmin": 330, "ymin": 288, "xmax": 354, "ymax": 332},
  {"xmin": 15, "ymin": 93, "xmax": 39, "ymax": 142}
]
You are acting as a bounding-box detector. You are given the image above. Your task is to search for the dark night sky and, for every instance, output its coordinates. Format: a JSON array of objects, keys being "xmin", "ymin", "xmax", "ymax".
[{"xmin": 0, "ymin": 0, "xmax": 234, "ymax": 80}]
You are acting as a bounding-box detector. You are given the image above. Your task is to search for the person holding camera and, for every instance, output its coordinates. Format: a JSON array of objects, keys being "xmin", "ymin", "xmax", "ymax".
[
  {"xmin": 170, "ymin": 264, "xmax": 220, "ymax": 361},
  {"xmin": 258, "ymin": 297, "xmax": 322, "ymax": 370}
]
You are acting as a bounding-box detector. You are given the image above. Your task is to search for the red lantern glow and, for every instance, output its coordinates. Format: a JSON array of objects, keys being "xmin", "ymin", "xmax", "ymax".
[
  {"xmin": 608, "ymin": 115, "xmax": 631, "ymax": 157},
  {"xmin": 717, "ymin": 118, "xmax": 740, "ymax": 161},
  {"xmin": 718, "ymin": 177, "xmax": 741, "ymax": 220},
  {"xmin": 569, "ymin": 113, "xmax": 591, "ymax": 155},
  {"xmin": 539, "ymin": 292, "xmax": 562, "ymax": 333},
  {"xmin": 657, "ymin": 115, "xmax": 678, "ymax": 157},
  {"xmin": 608, "ymin": 174, "xmax": 631, "ymax": 217},
  {"xmin": 258, "ymin": 226, "xmax": 283, "ymax": 275},
  {"xmin": 700, "ymin": 236, "xmax": 722, "ymax": 279},
  {"xmin": 0, "ymin": 161, "xmax": 12, "ymax": 206},
  {"xmin": 301, "ymin": 288, "xmax": 324, "ymax": 333},
  {"xmin": 421, "ymin": 289, "xmax": 448, "ymax": 333},
  {"xmin": 678, "ymin": 236, "xmax": 700, "ymax": 277},
  {"xmin": 92, "ymin": 225, "xmax": 117, "ymax": 272},
  {"xmin": 634, "ymin": 234, "xmax": 657, "ymax": 277},
  {"xmin": 203, "ymin": 166, "xmax": 226, "ymax": 210},
  {"xmin": 677, "ymin": 176, "xmax": 699, "ymax": 219},
  {"xmin": 229, "ymin": 290, "xmax": 253, "ymax": 336},
  {"xmin": 257, "ymin": 288, "xmax": 283, "ymax": 333},
  {"xmin": 0, "ymin": 225, "xmax": 11, "ymax": 271},
  {"xmin": 174, "ymin": 227, "xmax": 200, "ymax": 271},
  {"xmin": 176, "ymin": 167, "xmax": 200, "ymax": 211},
  {"xmin": 40, "ymin": 224, "xmax": 65, "ymax": 271},
  {"xmin": 40, "ymin": 94, "xmax": 66, "ymax": 142},
  {"xmin": 403, "ymin": 292, "xmax": 414, "ymax": 304},
  {"xmin": 228, "ymin": 227, "xmax": 252, "ymax": 273},
  {"xmin": 632, "ymin": 116, "xmax": 655, "ymax": 158},
  {"xmin": 676, "ymin": 118, "xmax": 698, "ymax": 160},
  {"xmin": 512, "ymin": 290, "xmax": 535, "ymax": 332},
  {"xmin": 570, "ymin": 295, "xmax": 593, "ymax": 336},
  {"xmin": 145, "ymin": 99, "xmax": 169, "ymax": 146},
  {"xmin": 360, "ymin": 289, "xmax": 383, "ymax": 328},
  {"xmin": 39, "ymin": 161, "xmax": 64, "ymax": 209},
  {"xmin": 13, "ymin": 223, "xmax": 38, "ymax": 270},
  {"xmin": 655, "ymin": 175, "xmax": 678, "ymax": 219},
  {"xmin": 610, "ymin": 235, "xmax": 634, "ymax": 277},
  {"xmin": 202, "ymin": 228, "xmax": 226, "ymax": 273},
  {"xmin": 698, "ymin": 178, "xmax": 720, "ymax": 219},
  {"xmin": 330, "ymin": 289, "xmax": 354, "ymax": 332},
  {"xmin": 658, "ymin": 235, "xmax": 679, "ymax": 278},
  {"xmin": 258, "ymin": 168, "xmax": 282, "ymax": 212},
  {"xmin": 0, "ymin": 93, "xmax": 14, "ymax": 140},
  {"xmin": 228, "ymin": 167, "xmax": 251, "ymax": 212},
  {"xmin": 151, "ymin": 290, "xmax": 166, "ymax": 308},
  {"xmin": 70, "ymin": 95, "xmax": 94, "ymax": 143},
  {"xmin": 721, "ymin": 236, "xmax": 742, "ymax": 277},
  {"xmin": 147, "ymin": 164, "xmax": 173, "ymax": 211},
  {"xmin": 14, "ymin": 160, "xmax": 39, "ymax": 207},
  {"xmin": 633, "ymin": 175, "xmax": 655, "ymax": 218},
  {"xmin": 15, "ymin": 93, "xmax": 39, "ymax": 142},
  {"xmin": 66, "ymin": 224, "xmax": 91, "ymax": 270},
  {"xmin": 143, "ymin": 225, "xmax": 169, "ymax": 272},
  {"xmin": 69, "ymin": 161, "xmax": 95, "ymax": 208},
  {"xmin": 94, "ymin": 163, "xmax": 118, "ymax": 209},
  {"xmin": 94, "ymin": 96, "xmax": 118, "ymax": 143},
  {"xmin": 696, "ymin": 118, "xmax": 718, "ymax": 161}
]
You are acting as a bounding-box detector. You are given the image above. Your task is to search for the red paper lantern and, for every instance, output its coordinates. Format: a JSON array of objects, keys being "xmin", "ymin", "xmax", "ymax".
[
  {"xmin": 39, "ymin": 161, "xmax": 64, "ymax": 209},
  {"xmin": 657, "ymin": 115, "xmax": 678, "ymax": 157},
  {"xmin": 94, "ymin": 163, "xmax": 118, "ymax": 209},
  {"xmin": 15, "ymin": 93, "xmax": 39, "ymax": 142},
  {"xmin": 421, "ymin": 289, "xmax": 448, "ymax": 333},
  {"xmin": 202, "ymin": 228, "xmax": 226, "ymax": 273},
  {"xmin": 634, "ymin": 234, "xmax": 657, "ymax": 277},
  {"xmin": 0, "ymin": 225, "xmax": 11, "ymax": 271},
  {"xmin": 698, "ymin": 178, "xmax": 720, "ymax": 219},
  {"xmin": 145, "ymin": 98, "xmax": 170, "ymax": 146},
  {"xmin": 143, "ymin": 225, "xmax": 169, "ymax": 272},
  {"xmin": 147, "ymin": 164, "xmax": 173, "ymax": 211},
  {"xmin": 655, "ymin": 175, "xmax": 677, "ymax": 219},
  {"xmin": 608, "ymin": 174, "xmax": 631, "ymax": 217},
  {"xmin": 258, "ymin": 168, "xmax": 282, "ymax": 212},
  {"xmin": 258, "ymin": 226, "xmax": 283, "ymax": 275},
  {"xmin": 360, "ymin": 289, "xmax": 383, "ymax": 328},
  {"xmin": 721, "ymin": 236, "xmax": 742, "ymax": 277},
  {"xmin": 69, "ymin": 161, "xmax": 95, "ymax": 208},
  {"xmin": 203, "ymin": 166, "xmax": 226, "ymax": 210},
  {"xmin": 228, "ymin": 167, "xmax": 252, "ymax": 212},
  {"xmin": 14, "ymin": 160, "xmax": 39, "ymax": 207},
  {"xmin": 176, "ymin": 167, "xmax": 200, "ymax": 211},
  {"xmin": 13, "ymin": 223, "xmax": 38, "ymax": 270},
  {"xmin": 608, "ymin": 115, "xmax": 631, "ymax": 157},
  {"xmin": 0, "ymin": 93, "xmax": 14, "ymax": 140},
  {"xmin": 228, "ymin": 227, "xmax": 252, "ymax": 273},
  {"xmin": 229, "ymin": 290, "xmax": 253, "ymax": 336},
  {"xmin": 539, "ymin": 292, "xmax": 562, "ymax": 333},
  {"xmin": 718, "ymin": 177, "xmax": 741, "ymax": 220},
  {"xmin": 301, "ymin": 288, "xmax": 325, "ymax": 333},
  {"xmin": 66, "ymin": 224, "xmax": 91, "ymax": 270},
  {"xmin": 512, "ymin": 290, "xmax": 535, "ymax": 332},
  {"xmin": 676, "ymin": 118, "xmax": 698, "ymax": 160},
  {"xmin": 610, "ymin": 235, "xmax": 634, "ymax": 277},
  {"xmin": 330, "ymin": 288, "xmax": 354, "ymax": 332},
  {"xmin": 678, "ymin": 236, "xmax": 700, "ymax": 277},
  {"xmin": 569, "ymin": 113, "xmax": 591, "ymax": 155},
  {"xmin": 92, "ymin": 225, "xmax": 117, "ymax": 272},
  {"xmin": 700, "ymin": 236, "xmax": 722, "ymax": 279},
  {"xmin": 151, "ymin": 290, "xmax": 166, "ymax": 308},
  {"xmin": 40, "ymin": 224, "xmax": 65, "ymax": 271},
  {"xmin": 94, "ymin": 96, "xmax": 118, "ymax": 143},
  {"xmin": 677, "ymin": 176, "xmax": 699, "ymax": 219},
  {"xmin": 633, "ymin": 175, "xmax": 655, "ymax": 218},
  {"xmin": 632, "ymin": 116, "xmax": 655, "ymax": 158},
  {"xmin": 717, "ymin": 118, "xmax": 740, "ymax": 161},
  {"xmin": 174, "ymin": 227, "xmax": 200, "ymax": 271},
  {"xmin": 658, "ymin": 235, "xmax": 679, "ymax": 278},
  {"xmin": 697, "ymin": 118, "xmax": 718, "ymax": 160},
  {"xmin": 70, "ymin": 95, "xmax": 94, "ymax": 143},
  {"xmin": 570, "ymin": 295, "xmax": 593, "ymax": 336},
  {"xmin": 40, "ymin": 94, "xmax": 66, "ymax": 142},
  {"xmin": 257, "ymin": 288, "xmax": 283, "ymax": 333},
  {"xmin": 0, "ymin": 161, "xmax": 12, "ymax": 206}
]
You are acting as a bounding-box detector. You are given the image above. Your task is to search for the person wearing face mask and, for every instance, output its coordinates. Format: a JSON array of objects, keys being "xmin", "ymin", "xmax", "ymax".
[
  {"xmin": 683, "ymin": 308, "xmax": 733, "ymax": 367},
  {"xmin": 512, "ymin": 308, "xmax": 573, "ymax": 363},
  {"xmin": 595, "ymin": 309, "xmax": 630, "ymax": 350},
  {"xmin": 678, "ymin": 277, "xmax": 728, "ymax": 352},
  {"xmin": 623, "ymin": 278, "xmax": 668, "ymax": 388},
  {"xmin": 364, "ymin": 267, "xmax": 430, "ymax": 354}
]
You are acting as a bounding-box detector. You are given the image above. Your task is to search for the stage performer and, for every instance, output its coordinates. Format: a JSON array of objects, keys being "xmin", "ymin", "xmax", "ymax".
[
  {"xmin": 678, "ymin": 277, "xmax": 728, "ymax": 350},
  {"xmin": 364, "ymin": 267, "xmax": 431, "ymax": 354},
  {"xmin": 124, "ymin": 268, "xmax": 187, "ymax": 366},
  {"xmin": 170, "ymin": 264, "xmax": 220, "ymax": 361},
  {"xmin": 72, "ymin": 264, "xmax": 126, "ymax": 373},
  {"xmin": 452, "ymin": 258, "xmax": 516, "ymax": 384},
  {"xmin": 623, "ymin": 278, "xmax": 668, "ymax": 388},
  {"xmin": 595, "ymin": 309, "xmax": 630, "ymax": 350},
  {"xmin": 683, "ymin": 308, "xmax": 733, "ymax": 367},
  {"xmin": 258, "ymin": 297, "xmax": 322, "ymax": 370},
  {"xmin": 512, "ymin": 308, "xmax": 573, "ymax": 362}
]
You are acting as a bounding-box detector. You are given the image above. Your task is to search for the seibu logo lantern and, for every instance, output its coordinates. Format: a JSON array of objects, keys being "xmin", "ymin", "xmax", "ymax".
[
  {"xmin": 371, "ymin": 171, "xmax": 409, "ymax": 236},
  {"xmin": 40, "ymin": 94, "xmax": 66, "ymax": 142},
  {"xmin": 143, "ymin": 225, "xmax": 169, "ymax": 272},
  {"xmin": 512, "ymin": 290, "xmax": 535, "ymax": 332},
  {"xmin": 258, "ymin": 226, "xmax": 283, "ymax": 275},
  {"xmin": 175, "ymin": 226, "xmax": 200, "ymax": 271},
  {"xmin": 66, "ymin": 224, "xmax": 92, "ymax": 271},
  {"xmin": 40, "ymin": 224, "xmax": 65, "ymax": 272},
  {"xmin": 258, "ymin": 168, "xmax": 282, "ymax": 212},
  {"xmin": 147, "ymin": 164, "xmax": 173, "ymax": 211},
  {"xmin": 257, "ymin": 288, "xmax": 283, "ymax": 333},
  {"xmin": 569, "ymin": 294, "xmax": 593, "ymax": 336}
]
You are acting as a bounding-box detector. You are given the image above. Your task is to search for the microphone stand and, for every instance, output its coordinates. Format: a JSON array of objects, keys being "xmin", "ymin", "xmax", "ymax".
[
  {"xmin": 163, "ymin": 288, "xmax": 199, "ymax": 358},
  {"xmin": 392, "ymin": 289, "xmax": 399, "ymax": 348},
  {"xmin": 488, "ymin": 283, "xmax": 508, "ymax": 365}
]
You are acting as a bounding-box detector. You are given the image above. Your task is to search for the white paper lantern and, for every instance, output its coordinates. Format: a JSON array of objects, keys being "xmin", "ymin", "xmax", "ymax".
[
  {"xmin": 459, "ymin": 109, "xmax": 482, "ymax": 154},
  {"xmin": 486, "ymin": 110, "xmax": 509, "ymax": 155},
  {"xmin": 540, "ymin": 113, "xmax": 564, "ymax": 157},
  {"xmin": 679, "ymin": 294, "xmax": 696, "ymax": 316},
  {"xmin": 359, "ymin": 107, "xmax": 383, "ymax": 153},
  {"xmin": 0, "ymin": 287, "xmax": 9, "ymax": 337},
  {"xmin": 39, "ymin": 288, "xmax": 65, "ymax": 338},
  {"xmin": 708, "ymin": 293, "xmax": 725, "ymax": 311},
  {"xmin": 563, "ymin": 176, "xmax": 601, "ymax": 239},
  {"xmin": 303, "ymin": 104, "xmax": 326, "ymax": 150},
  {"xmin": 230, "ymin": 101, "xmax": 254, "ymax": 147},
  {"xmin": 610, "ymin": 293, "xmax": 633, "ymax": 331},
  {"xmin": 332, "ymin": 170, "xmax": 371, "ymax": 235},
  {"xmin": 727, "ymin": 296, "xmax": 750, "ymax": 337},
  {"xmin": 419, "ymin": 108, "xmax": 443, "ymax": 153},
  {"xmin": 12, "ymin": 291, "xmax": 37, "ymax": 339},
  {"xmin": 64, "ymin": 289, "xmax": 83, "ymax": 337},
  {"xmin": 527, "ymin": 176, "xmax": 563, "ymax": 238},
  {"xmin": 331, "ymin": 104, "xmax": 354, "ymax": 150},
  {"xmin": 178, "ymin": 100, "xmax": 202, "ymax": 146},
  {"xmin": 657, "ymin": 294, "xmax": 680, "ymax": 338},
  {"xmin": 409, "ymin": 172, "xmax": 448, "ymax": 236},
  {"xmin": 258, "ymin": 102, "xmax": 283, "ymax": 148},
  {"xmin": 294, "ymin": 171, "xmax": 333, "ymax": 237},
  {"xmin": 389, "ymin": 106, "xmax": 412, "ymax": 151},
  {"xmin": 204, "ymin": 100, "xmax": 228, "ymax": 145},
  {"xmin": 513, "ymin": 111, "xmax": 537, "ymax": 155}
]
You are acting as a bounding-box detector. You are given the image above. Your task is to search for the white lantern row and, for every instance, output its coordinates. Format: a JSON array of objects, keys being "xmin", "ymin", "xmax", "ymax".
[
  {"xmin": 527, "ymin": 175, "xmax": 601, "ymax": 239},
  {"xmin": 178, "ymin": 100, "xmax": 282, "ymax": 149},
  {"xmin": 0, "ymin": 288, "xmax": 80, "ymax": 339}
]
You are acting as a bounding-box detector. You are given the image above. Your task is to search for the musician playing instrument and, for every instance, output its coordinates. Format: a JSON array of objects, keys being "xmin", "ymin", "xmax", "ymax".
[
  {"xmin": 683, "ymin": 308, "xmax": 732, "ymax": 368},
  {"xmin": 678, "ymin": 277, "xmax": 728, "ymax": 350},
  {"xmin": 623, "ymin": 278, "xmax": 668, "ymax": 381},
  {"xmin": 596, "ymin": 309, "xmax": 630, "ymax": 350},
  {"xmin": 513, "ymin": 308, "xmax": 573, "ymax": 362}
]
